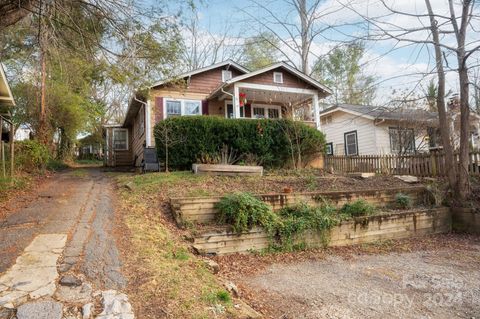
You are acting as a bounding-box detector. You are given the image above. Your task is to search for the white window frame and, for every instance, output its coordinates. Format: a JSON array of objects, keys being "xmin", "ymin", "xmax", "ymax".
[
  {"xmin": 344, "ymin": 131, "xmax": 358, "ymax": 156},
  {"xmin": 251, "ymin": 104, "xmax": 282, "ymax": 119},
  {"xmin": 222, "ymin": 70, "xmax": 233, "ymax": 82},
  {"xmin": 224, "ymin": 100, "xmax": 244, "ymax": 118},
  {"xmin": 113, "ymin": 128, "xmax": 129, "ymax": 151},
  {"xmin": 164, "ymin": 98, "xmax": 203, "ymax": 119},
  {"xmin": 273, "ymin": 72, "xmax": 283, "ymax": 84}
]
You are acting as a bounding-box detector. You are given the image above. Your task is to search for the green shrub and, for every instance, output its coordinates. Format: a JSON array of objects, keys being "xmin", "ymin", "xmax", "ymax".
[
  {"xmin": 215, "ymin": 192, "xmax": 279, "ymax": 234},
  {"xmin": 395, "ymin": 193, "xmax": 412, "ymax": 209},
  {"xmin": 154, "ymin": 116, "xmax": 325, "ymax": 170},
  {"xmin": 15, "ymin": 140, "xmax": 50, "ymax": 172},
  {"xmin": 340, "ymin": 199, "xmax": 376, "ymax": 217},
  {"xmin": 274, "ymin": 202, "xmax": 338, "ymax": 250}
]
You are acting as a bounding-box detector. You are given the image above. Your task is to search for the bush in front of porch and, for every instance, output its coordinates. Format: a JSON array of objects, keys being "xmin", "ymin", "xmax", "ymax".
[{"xmin": 154, "ymin": 116, "xmax": 325, "ymax": 170}]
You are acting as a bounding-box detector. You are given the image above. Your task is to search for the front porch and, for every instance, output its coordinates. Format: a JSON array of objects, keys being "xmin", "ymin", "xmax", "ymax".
[{"xmin": 208, "ymin": 81, "xmax": 322, "ymax": 129}]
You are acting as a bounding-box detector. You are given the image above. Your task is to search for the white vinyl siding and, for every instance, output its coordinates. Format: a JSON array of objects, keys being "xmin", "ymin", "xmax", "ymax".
[
  {"xmin": 321, "ymin": 111, "xmax": 377, "ymax": 155},
  {"xmin": 375, "ymin": 123, "xmax": 429, "ymax": 154}
]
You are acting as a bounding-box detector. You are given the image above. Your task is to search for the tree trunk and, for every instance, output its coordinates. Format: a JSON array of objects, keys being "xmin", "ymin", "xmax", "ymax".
[
  {"xmin": 298, "ymin": 0, "xmax": 309, "ymax": 74},
  {"xmin": 425, "ymin": 0, "xmax": 457, "ymax": 193},
  {"xmin": 449, "ymin": 0, "xmax": 472, "ymax": 202},
  {"xmin": 38, "ymin": 33, "xmax": 48, "ymax": 145}
]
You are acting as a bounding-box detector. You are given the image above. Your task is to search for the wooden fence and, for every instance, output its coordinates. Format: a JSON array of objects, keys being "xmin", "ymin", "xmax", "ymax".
[{"xmin": 325, "ymin": 152, "xmax": 480, "ymax": 177}]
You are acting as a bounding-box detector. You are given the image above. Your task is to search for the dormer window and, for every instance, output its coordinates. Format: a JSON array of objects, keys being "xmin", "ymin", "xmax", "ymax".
[
  {"xmin": 222, "ymin": 70, "xmax": 232, "ymax": 82},
  {"xmin": 273, "ymin": 72, "xmax": 283, "ymax": 83}
]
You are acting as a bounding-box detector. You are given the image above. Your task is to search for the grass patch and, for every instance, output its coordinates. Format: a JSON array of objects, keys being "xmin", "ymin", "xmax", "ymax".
[
  {"xmin": 0, "ymin": 175, "xmax": 31, "ymax": 201},
  {"xmin": 114, "ymin": 172, "xmax": 245, "ymax": 318},
  {"xmin": 75, "ymin": 159, "xmax": 103, "ymax": 165},
  {"xmin": 70, "ymin": 169, "xmax": 88, "ymax": 178},
  {"xmin": 340, "ymin": 199, "xmax": 376, "ymax": 217}
]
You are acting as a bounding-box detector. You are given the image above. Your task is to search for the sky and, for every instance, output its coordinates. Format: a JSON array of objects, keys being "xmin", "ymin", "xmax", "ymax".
[{"xmin": 160, "ymin": 0, "xmax": 480, "ymax": 104}]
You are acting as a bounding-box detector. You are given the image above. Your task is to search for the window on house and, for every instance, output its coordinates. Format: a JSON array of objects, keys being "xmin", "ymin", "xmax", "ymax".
[
  {"xmin": 253, "ymin": 107, "xmax": 265, "ymax": 118},
  {"xmin": 165, "ymin": 99, "xmax": 202, "ymax": 118},
  {"xmin": 389, "ymin": 127, "xmax": 415, "ymax": 154},
  {"xmin": 273, "ymin": 72, "xmax": 283, "ymax": 83},
  {"xmin": 222, "ymin": 70, "xmax": 233, "ymax": 82},
  {"xmin": 166, "ymin": 100, "xmax": 181, "ymax": 117},
  {"xmin": 321, "ymin": 115, "xmax": 332, "ymax": 125},
  {"xmin": 184, "ymin": 101, "xmax": 201, "ymax": 115},
  {"xmin": 226, "ymin": 103, "xmax": 244, "ymax": 118},
  {"xmin": 113, "ymin": 129, "xmax": 128, "ymax": 150},
  {"xmin": 326, "ymin": 142, "xmax": 333, "ymax": 155},
  {"xmin": 268, "ymin": 108, "xmax": 279, "ymax": 119},
  {"xmin": 344, "ymin": 131, "xmax": 358, "ymax": 156}
]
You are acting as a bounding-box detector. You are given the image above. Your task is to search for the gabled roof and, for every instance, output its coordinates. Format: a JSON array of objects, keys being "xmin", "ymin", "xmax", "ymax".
[
  {"xmin": 209, "ymin": 62, "xmax": 333, "ymax": 97},
  {"xmin": 320, "ymin": 103, "xmax": 438, "ymax": 122},
  {"xmin": 0, "ymin": 63, "xmax": 15, "ymax": 108},
  {"xmin": 151, "ymin": 59, "xmax": 250, "ymax": 88}
]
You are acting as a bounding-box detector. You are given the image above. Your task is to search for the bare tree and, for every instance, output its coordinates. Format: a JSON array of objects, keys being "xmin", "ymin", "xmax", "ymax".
[
  {"xmin": 155, "ymin": 120, "xmax": 186, "ymax": 173},
  {"xmin": 343, "ymin": 0, "xmax": 480, "ymax": 202},
  {"xmin": 242, "ymin": 0, "xmax": 346, "ymax": 74},
  {"xmin": 181, "ymin": 6, "xmax": 245, "ymax": 71}
]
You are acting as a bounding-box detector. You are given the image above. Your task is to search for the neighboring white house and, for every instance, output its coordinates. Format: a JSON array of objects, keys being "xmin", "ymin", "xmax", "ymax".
[
  {"xmin": 320, "ymin": 104, "xmax": 438, "ymax": 156},
  {"xmin": 14, "ymin": 125, "xmax": 31, "ymax": 141}
]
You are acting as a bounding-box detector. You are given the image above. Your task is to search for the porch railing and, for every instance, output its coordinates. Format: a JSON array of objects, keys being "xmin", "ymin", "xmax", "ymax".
[{"xmin": 324, "ymin": 152, "xmax": 480, "ymax": 177}]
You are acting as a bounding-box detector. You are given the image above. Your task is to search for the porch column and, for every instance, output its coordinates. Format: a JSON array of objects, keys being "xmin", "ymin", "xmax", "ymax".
[
  {"xmin": 145, "ymin": 100, "xmax": 151, "ymax": 147},
  {"xmin": 313, "ymin": 93, "xmax": 320, "ymax": 130},
  {"xmin": 233, "ymin": 84, "xmax": 240, "ymax": 119}
]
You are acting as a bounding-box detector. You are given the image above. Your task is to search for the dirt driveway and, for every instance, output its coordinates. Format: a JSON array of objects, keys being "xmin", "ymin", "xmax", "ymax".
[
  {"xmin": 218, "ymin": 235, "xmax": 480, "ymax": 319},
  {"xmin": 0, "ymin": 168, "xmax": 132, "ymax": 317}
]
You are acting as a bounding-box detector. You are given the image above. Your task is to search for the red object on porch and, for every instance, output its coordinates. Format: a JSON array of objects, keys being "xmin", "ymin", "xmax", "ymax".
[{"xmin": 239, "ymin": 92, "xmax": 247, "ymax": 107}]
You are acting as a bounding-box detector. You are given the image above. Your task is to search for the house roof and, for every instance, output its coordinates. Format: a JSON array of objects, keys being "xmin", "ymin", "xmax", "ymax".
[
  {"xmin": 0, "ymin": 63, "xmax": 15, "ymax": 120},
  {"xmin": 320, "ymin": 103, "xmax": 438, "ymax": 122},
  {"xmin": 151, "ymin": 60, "xmax": 250, "ymax": 88},
  {"xmin": 208, "ymin": 62, "xmax": 333, "ymax": 98}
]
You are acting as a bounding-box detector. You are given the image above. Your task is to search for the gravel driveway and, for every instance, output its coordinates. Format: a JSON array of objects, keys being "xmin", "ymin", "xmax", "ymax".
[{"xmin": 243, "ymin": 241, "xmax": 480, "ymax": 318}]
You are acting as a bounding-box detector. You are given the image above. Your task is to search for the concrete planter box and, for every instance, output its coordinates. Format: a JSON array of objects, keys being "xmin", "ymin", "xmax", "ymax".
[{"xmin": 192, "ymin": 164, "xmax": 263, "ymax": 176}]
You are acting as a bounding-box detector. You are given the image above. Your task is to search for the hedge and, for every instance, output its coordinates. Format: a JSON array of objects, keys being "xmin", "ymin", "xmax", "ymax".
[{"xmin": 154, "ymin": 116, "xmax": 325, "ymax": 170}]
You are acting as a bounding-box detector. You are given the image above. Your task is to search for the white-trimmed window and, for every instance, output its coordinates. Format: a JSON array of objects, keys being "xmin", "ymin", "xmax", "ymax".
[
  {"xmin": 251, "ymin": 104, "xmax": 282, "ymax": 119},
  {"xmin": 113, "ymin": 128, "xmax": 128, "ymax": 150},
  {"xmin": 344, "ymin": 131, "xmax": 358, "ymax": 156},
  {"xmin": 273, "ymin": 72, "xmax": 283, "ymax": 83},
  {"xmin": 222, "ymin": 70, "xmax": 233, "ymax": 82},
  {"xmin": 225, "ymin": 102, "xmax": 245, "ymax": 119},
  {"xmin": 321, "ymin": 115, "xmax": 332, "ymax": 125},
  {"xmin": 326, "ymin": 142, "xmax": 333, "ymax": 155},
  {"xmin": 165, "ymin": 99, "xmax": 202, "ymax": 118}
]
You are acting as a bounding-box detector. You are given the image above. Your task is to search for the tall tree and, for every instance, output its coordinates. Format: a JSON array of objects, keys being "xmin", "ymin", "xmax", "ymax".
[
  {"xmin": 345, "ymin": 0, "xmax": 479, "ymax": 202},
  {"xmin": 241, "ymin": 32, "xmax": 279, "ymax": 70},
  {"xmin": 312, "ymin": 42, "xmax": 376, "ymax": 105},
  {"xmin": 243, "ymin": 0, "xmax": 341, "ymax": 74},
  {"xmin": 1, "ymin": 0, "xmax": 182, "ymax": 158}
]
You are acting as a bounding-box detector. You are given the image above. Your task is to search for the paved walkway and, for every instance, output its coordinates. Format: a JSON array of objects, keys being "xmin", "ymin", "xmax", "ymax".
[{"xmin": 0, "ymin": 169, "xmax": 133, "ymax": 318}]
